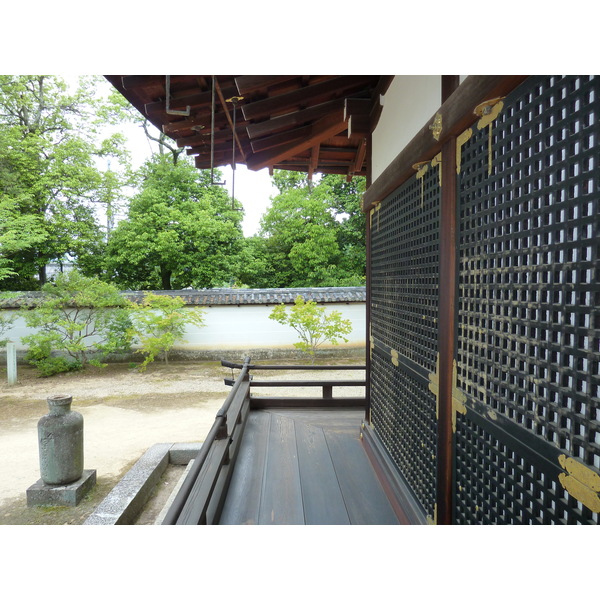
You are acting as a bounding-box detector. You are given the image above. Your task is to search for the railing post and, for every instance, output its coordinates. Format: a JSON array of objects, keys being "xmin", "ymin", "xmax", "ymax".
[
  {"xmin": 216, "ymin": 416, "xmax": 228, "ymax": 440},
  {"xmin": 323, "ymin": 384, "xmax": 333, "ymax": 400}
]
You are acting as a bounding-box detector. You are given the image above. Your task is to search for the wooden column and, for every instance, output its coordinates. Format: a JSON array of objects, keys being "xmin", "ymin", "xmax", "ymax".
[
  {"xmin": 436, "ymin": 136, "xmax": 458, "ymax": 524},
  {"xmin": 364, "ymin": 132, "xmax": 373, "ymax": 422}
]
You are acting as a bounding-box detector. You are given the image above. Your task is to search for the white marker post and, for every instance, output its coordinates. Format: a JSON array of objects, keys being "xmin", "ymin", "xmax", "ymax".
[{"xmin": 6, "ymin": 341, "xmax": 17, "ymax": 385}]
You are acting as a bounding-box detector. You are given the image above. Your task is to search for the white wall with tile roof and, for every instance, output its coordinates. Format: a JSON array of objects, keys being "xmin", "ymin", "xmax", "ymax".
[{"xmin": 1, "ymin": 301, "xmax": 366, "ymax": 358}]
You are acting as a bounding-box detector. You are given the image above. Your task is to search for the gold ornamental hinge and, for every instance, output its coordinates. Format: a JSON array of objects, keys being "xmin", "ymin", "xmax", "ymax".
[
  {"xmin": 474, "ymin": 97, "xmax": 504, "ymax": 176},
  {"xmin": 558, "ymin": 455, "xmax": 600, "ymax": 513},
  {"xmin": 413, "ymin": 161, "xmax": 429, "ymax": 208},
  {"xmin": 451, "ymin": 360, "xmax": 467, "ymax": 430},
  {"xmin": 426, "ymin": 504, "xmax": 438, "ymax": 525},
  {"xmin": 369, "ymin": 202, "xmax": 381, "ymax": 232},
  {"xmin": 456, "ymin": 128, "xmax": 473, "ymax": 174},
  {"xmin": 412, "ymin": 160, "xmax": 429, "ymax": 176},
  {"xmin": 474, "ymin": 97, "xmax": 504, "ymax": 126},
  {"xmin": 428, "ymin": 354, "xmax": 441, "ymax": 420},
  {"xmin": 431, "ymin": 152, "xmax": 442, "ymax": 187},
  {"xmin": 429, "ymin": 113, "xmax": 443, "ymax": 141}
]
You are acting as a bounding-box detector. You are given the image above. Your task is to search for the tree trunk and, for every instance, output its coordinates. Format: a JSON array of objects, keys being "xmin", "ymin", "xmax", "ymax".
[{"xmin": 160, "ymin": 266, "xmax": 172, "ymax": 290}]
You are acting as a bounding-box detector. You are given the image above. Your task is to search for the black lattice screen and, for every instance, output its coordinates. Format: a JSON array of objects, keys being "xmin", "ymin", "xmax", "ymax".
[
  {"xmin": 370, "ymin": 162, "xmax": 440, "ymax": 518},
  {"xmin": 456, "ymin": 75, "xmax": 600, "ymax": 524},
  {"xmin": 368, "ymin": 75, "xmax": 599, "ymax": 525}
]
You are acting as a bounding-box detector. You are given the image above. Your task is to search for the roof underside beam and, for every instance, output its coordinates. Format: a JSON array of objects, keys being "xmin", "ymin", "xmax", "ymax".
[
  {"xmin": 245, "ymin": 108, "xmax": 348, "ymax": 171},
  {"xmin": 105, "ymin": 74, "xmax": 393, "ymax": 177}
]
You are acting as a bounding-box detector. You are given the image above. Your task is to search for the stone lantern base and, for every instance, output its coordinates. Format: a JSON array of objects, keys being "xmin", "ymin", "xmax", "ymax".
[{"xmin": 26, "ymin": 469, "xmax": 97, "ymax": 507}]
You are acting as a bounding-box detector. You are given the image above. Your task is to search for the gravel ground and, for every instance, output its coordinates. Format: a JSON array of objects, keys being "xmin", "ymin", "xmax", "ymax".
[{"xmin": 0, "ymin": 357, "xmax": 365, "ymax": 525}]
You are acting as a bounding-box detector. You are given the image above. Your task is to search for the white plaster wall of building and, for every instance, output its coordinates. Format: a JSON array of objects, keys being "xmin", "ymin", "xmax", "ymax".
[{"xmin": 371, "ymin": 76, "xmax": 442, "ymax": 181}]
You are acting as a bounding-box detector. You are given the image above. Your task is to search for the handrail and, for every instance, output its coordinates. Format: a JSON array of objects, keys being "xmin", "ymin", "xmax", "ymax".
[
  {"xmin": 223, "ymin": 360, "xmax": 366, "ymax": 408},
  {"xmin": 161, "ymin": 356, "xmax": 251, "ymax": 525},
  {"xmin": 221, "ymin": 359, "xmax": 365, "ymax": 371}
]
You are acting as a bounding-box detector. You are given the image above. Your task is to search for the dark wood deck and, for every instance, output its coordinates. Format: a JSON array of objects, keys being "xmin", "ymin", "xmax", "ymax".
[{"xmin": 218, "ymin": 408, "xmax": 401, "ymax": 525}]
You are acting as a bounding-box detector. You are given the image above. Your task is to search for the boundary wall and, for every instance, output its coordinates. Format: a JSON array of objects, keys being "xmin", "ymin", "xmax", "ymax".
[{"xmin": 0, "ymin": 287, "xmax": 366, "ymax": 362}]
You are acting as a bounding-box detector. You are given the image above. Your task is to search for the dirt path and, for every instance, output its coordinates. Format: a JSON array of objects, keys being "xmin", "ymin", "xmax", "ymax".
[{"xmin": 0, "ymin": 358, "xmax": 364, "ymax": 525}]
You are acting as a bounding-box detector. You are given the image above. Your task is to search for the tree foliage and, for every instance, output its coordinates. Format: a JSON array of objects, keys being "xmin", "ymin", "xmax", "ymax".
[
  {"xmin": 104, "ymin": 155, "xmax": 244, "ymax": 290},
  {"xmin": 253, "ymin": 171, "xmax": 366, "ymax": 288},
  {"xmin": 0, "ymin": 292, "xmax": 16, "ymax": 347},
  {"xmin": 0, "ymin": 75, "xmax": 131, "ymax": 291},
  {"xmin": 0, "ymin": 75, "xmax": 367, "ymax": 294},
  {"xmin": 269, "ymin": 295, "xmax": 353, "ymax": 359},
  {"xmin": 129, "ymin": 292, "xmax": 205, "ymax": 370}
]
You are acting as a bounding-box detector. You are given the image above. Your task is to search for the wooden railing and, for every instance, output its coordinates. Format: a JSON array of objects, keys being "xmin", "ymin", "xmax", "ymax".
[
  {"xmin": 161, "ymin": 357, "xmax": 251, "ymax": 525},
  {"xmin": 222, "ymin": 359, "xmax": 366, "ymax": 408},
  {"xmin": 162, "ymin": 358, "xmax": 366, "ymax": 525}
]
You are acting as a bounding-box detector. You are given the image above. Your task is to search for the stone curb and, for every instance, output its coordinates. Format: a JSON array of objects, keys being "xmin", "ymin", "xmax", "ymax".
[{"xmin": 84, "ymin": 442, "xmax": 202, "ymax": 525}]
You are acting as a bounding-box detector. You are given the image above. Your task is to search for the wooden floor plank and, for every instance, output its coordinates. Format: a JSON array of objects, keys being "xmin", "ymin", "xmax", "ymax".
[
  {"xmin": 268, "ymin": 408, "xmax": 364, "ymax": 430},
  {"xmin": 219, "ymin": 408, "xmax": 402, "ymax": 525},
  {"xmin": 295, "ymin": 421, "xmax": 351, "ymax": 525},
  {"xmin": 258, "ymin": 414, "xmax": 304, "ymax": 524},
  {"xmin": 325, "ymin": 430, "xmax": 401, "ymax": 525},
  {"xmin": 218, "ymin": 412, "xmax": 270, "ymax": 525}
]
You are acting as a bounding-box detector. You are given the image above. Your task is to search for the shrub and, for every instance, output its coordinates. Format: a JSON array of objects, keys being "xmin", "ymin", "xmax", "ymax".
[
  {"xmin": 22, "ymin": 333, "xmax": 82, "ymax": 376},
  {"xmin": 21, "ymin": 271, "xmax": 133, "ymax": 375},
  {"xmin": 268, "ymin": 295, "xmax": 353, "ymax": 360},
  {"xmin": 129, "ymin": 292, "xmax": 205, "ymax": 370}
]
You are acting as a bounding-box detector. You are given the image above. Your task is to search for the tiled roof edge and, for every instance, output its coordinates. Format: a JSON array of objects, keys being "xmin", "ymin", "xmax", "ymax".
[{"xmin": 0, "ymin": 287, "xmax": 366, "ymax": 308}]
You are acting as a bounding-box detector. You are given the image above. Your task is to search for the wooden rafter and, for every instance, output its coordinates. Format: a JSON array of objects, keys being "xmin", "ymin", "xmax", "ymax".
[
  {"xmin": 246, "ymin": 99, "xmax": 344, "ymax": 140},
  {"xmin": 105, "ymin": 74, "xmax": 389, "ymax": 178},
  {"xmin": 245, "ymin": 109, "xmax": 348, "ymax": 171},
  {"xmin": 235, "ymin": 75, "xmax": 298, "ymax": 95},
  {"xmin": 241, "ymin": 76, "xmax": 374, "ymax": 121},
  {"xmin": 250, "ymin": 123, "xmax": 310, "ymax": 154},
  {"xmin": 353, "ymin": 138, "xmax": 368, "ymax": 174}
]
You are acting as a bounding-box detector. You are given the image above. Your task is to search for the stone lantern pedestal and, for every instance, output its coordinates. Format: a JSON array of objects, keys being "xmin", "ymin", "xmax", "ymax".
[
  {"xmin": 26, "ymin": 395, "xmax": 96, "ymax": 507},
  {"xmin": 26, "ymin": 470, "xmax": 97, "ymax": 507}
]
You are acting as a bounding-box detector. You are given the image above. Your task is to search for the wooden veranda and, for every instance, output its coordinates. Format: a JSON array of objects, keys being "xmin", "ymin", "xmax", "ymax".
[{"xmin": 161, "ymin": 360, "xmax": 424, "ymax": 525}]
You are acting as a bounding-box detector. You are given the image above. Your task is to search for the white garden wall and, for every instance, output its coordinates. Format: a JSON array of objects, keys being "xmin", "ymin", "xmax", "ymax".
[{"xmin": 1, "ymin": 288, "xmax": 366, "ymax": 362}]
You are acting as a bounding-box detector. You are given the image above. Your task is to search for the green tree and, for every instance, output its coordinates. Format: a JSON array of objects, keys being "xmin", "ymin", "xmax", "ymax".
[
  {"xmin": 0, "ymin": 194, "xmax": 48, "ymax": 284},
  {"xmin": 233, "ymin": 235, "xmax": 279, "ymax": 289},
  {"xmin": 0, "ymin": 75, "xmax": 131, "ymax": 290},
  {"xmin": 129, "ymin": 292, "xmax": 205, "ymax": 370},
  {"xmin": 104, "ymin": 155, "xmax": 244, "ymax": 290},
  {"xmin": 100, "ymin": 86, "xmax": 185, "ymax": 165},
  {"xmin": 21, "ymin": 271, "xmax": 133, "ymax": 375},
  {"xmin": 269, "ymin": 295, "xmax": 353, "ymax": 360},
  {"xmin": 320, "ymin": 174, "xmax": 367, "ymax": 280},
  {"xmin": 256, "ymin": 171, "xmax": 366, "ymax": 288}
]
